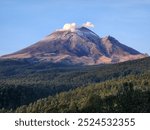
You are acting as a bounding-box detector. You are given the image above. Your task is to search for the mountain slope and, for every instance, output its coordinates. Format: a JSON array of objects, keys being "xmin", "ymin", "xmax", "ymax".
[{"xmin": 1, "ymin": 27, "xmax": 146, "ymax": 65}]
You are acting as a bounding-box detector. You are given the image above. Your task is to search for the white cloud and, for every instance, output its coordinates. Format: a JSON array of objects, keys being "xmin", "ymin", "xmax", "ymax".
[
  {"xmin": 82, "ymin": 22, "xmax": 94, "ymax": 28},
  {"xmin": 57, "ymin": 22, "xmax": 94, "ymax": 32},
  {"xmin": 63, "ymin": 23, "xmax": 77, "ymax": 31},
  {"xmin": 57, "ymin": 23, "xmax": 78, "ymax": 32}
]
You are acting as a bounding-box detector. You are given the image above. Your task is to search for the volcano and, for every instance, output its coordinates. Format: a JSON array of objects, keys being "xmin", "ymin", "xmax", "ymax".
[{"xmin": 1, "ymin": 26, "xmax": 146, "ymax": 65}]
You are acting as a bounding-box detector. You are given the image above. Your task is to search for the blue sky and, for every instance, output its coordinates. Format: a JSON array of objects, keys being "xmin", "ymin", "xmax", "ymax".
[{"xmin": 0, "ymin": 0, "xmax": 150, "ymax": 55}]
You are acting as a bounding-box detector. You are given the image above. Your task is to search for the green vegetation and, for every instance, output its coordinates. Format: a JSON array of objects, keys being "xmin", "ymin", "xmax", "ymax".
[
  {"xmin": 15, "ymin": 73, "xmax": 150, "ymax": 113},
  {"xmin": 0, "ymin": 57, "xmax": 150, "ymax": 112}
]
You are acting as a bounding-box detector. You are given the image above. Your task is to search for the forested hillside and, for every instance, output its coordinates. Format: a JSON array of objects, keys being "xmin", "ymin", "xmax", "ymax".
[
  {"xmin": 14, "ymin": 73, "xmax": 150, "ymax": 113},
  {"xmin": 0, "ymin": 57, "xmax": 150, "ymax": 112}
]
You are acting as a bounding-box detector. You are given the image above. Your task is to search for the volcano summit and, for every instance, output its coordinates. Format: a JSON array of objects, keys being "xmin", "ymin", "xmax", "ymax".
[{"xmin": 1, "ymin": 23, "xmax": 146, "ymax": 65}]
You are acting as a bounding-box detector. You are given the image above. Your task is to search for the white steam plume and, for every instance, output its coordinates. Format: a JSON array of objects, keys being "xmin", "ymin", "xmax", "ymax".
[
  {"xmin": 57, "ymin": 22, "xmax": 94, "ymax": 31},
  {"xmin": 63, "ymin": 23, "xmax": 77, "ymax": 30},
  {"xmin": 82, "ymin": 22, "xmax": 94, "ymax": 28}
]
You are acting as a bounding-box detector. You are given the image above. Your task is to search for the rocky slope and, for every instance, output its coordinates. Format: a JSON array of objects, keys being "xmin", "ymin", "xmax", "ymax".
[{"xmin": 1, "ymin": 27, "xmax": 146, "ymax": 65}]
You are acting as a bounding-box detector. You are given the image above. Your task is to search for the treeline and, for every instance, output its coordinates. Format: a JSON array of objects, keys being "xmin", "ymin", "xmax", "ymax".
[{"xmin": 0, "ymin": 57, "xmax": 150, "ymax": 112}]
